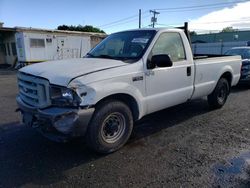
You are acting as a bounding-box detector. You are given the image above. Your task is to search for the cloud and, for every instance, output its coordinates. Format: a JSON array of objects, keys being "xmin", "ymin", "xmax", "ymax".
[{"xmin": 189, "ymin": 1, "xmax": 250, "ymax": 32}]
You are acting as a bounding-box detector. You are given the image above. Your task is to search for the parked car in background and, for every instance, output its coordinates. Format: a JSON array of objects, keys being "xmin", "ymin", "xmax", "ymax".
[{"xmin": 225, "ymin": 47, "xmax": 250, "ymax": 84}]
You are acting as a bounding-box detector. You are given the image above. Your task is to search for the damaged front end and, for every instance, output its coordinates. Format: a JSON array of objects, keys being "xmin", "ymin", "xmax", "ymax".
[
  {"xmin": 16, "ymin": 96, "xmax": 94, "ymax": 142},
  {"xmin": 16, "ymin": 72, "xmax": 95, "ymax": 142}
]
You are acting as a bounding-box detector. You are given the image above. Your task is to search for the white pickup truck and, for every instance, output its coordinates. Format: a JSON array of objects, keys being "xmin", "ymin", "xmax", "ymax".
[{"xmin": 16, "ymin": 28, "xmax": 241, "ymax": 153}]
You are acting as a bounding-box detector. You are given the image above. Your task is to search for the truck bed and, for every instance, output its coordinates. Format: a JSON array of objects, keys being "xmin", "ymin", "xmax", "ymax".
[{"xmin": 191, "ymin": 55, "xmax": 241, "ymax": 99}]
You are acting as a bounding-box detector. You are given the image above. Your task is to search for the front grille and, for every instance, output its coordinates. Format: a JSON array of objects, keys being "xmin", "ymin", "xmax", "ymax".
[{"xmin": 17, "ymin": 72, "xmax": 51, "ymax": 108}]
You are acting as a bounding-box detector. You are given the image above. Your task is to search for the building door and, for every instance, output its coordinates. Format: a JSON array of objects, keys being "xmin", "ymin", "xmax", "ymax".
[
  {"xmin": 56, "ymin": 36, "xmax": 67, "ymax": 59},
  {"xmin": 0, "ymin": 42, "xmax": 5, "ymax": 64}
]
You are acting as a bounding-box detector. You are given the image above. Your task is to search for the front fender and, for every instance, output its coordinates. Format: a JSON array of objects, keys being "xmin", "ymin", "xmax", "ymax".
[
  {"xmin": 88, "ymin": 81, "xmax": 146, "ymax": 119},
  {"xmin": 68, "ymin": 78, "xmax": 146, "ymax": 119}
]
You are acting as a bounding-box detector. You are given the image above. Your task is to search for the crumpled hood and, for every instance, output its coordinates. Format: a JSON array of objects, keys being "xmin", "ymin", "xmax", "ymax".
[{"xmin": 20, "ymin": 58, "xmax": 127, "ymax": 86}]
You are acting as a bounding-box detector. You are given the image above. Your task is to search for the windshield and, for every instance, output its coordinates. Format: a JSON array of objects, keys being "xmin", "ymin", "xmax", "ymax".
[
  {"xmin": 87, "ymin": 30, "xmax": 156, "ymax": 62},
  {"xmin": 225, "ymin": 48, "xmax": 250, "ymax": 59}
]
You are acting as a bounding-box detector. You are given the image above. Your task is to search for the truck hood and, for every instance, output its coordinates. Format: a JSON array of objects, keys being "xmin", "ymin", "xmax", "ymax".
[{"xmin": 20, "ymin": 58, "xmax": 127, "ymax": 86}]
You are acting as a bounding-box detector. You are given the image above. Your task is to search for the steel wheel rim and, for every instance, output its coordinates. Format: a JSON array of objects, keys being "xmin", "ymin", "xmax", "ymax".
[
  {"xmin": 101, "ymin": 112, "xmax": 126, "ymax": 144},
  {"xmin": 218, "ymin": 85, "xmax": 227, "ymax": 103}
]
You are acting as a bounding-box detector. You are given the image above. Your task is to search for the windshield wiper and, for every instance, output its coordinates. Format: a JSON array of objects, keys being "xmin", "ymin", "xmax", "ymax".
[
  {"xmin": 95, "ymin": 54, "xmax": 115, "ymax": 59},
  {"xmin": 86, "ymin": 53, "xmax": 115, "ymax": 59}
]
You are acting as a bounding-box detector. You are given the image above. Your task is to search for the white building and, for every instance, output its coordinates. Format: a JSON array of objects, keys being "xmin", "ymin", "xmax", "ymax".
[{"xmin": 0, "ymin": 25, "xmax": 106, "ymax": 67}]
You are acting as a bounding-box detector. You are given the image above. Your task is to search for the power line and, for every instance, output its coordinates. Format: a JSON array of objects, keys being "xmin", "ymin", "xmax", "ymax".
[
  {"xmin": 97, "ymin": 10, "xmax": 149, "ymax": 28},
  {"xmin": 100, "ymin": 13, "xmax": 151, "ymax": 29},
  {"xmin": 154, "ymin": 0, "xmax": 248, "ymax": 11},
  {"xmin": 101, "ymin": 17, "xmax": 141, "ymax": 29},
  {"xmin": 157, "ymin": 17, "xmax": 250, "ymax": 26},
  {"xmin": 97, "ymin": 0, "xmax": 249, "ymax": 31},
  {"xmin": 159, "ymin": 4, "xmax": 248, "ymax": 13},
  {"xmin": 97, "ymin": 14, "xmax": 138, "ymax": 28},
  {"xmin": 101, "ymin": 18, "xmax": 139, "ymax": 29}
]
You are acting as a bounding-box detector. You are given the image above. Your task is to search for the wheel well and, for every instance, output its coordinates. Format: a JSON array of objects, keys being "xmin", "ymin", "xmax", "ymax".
[
  {"xmin": 95, "ymin": 94, "xmax": 140, "ymax": 121},
  {"xmin": 220, "ymin": 72, "xmax": 232, "ymax": 86},
  {"xmin": 220, "ymin": 72, "xmax": 232, "ymax": 93}
]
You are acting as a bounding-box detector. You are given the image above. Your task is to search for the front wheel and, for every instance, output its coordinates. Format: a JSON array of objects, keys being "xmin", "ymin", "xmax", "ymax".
[
  {"xmin": 207, "ymin": 78, "xmax": 229, "ymax": 109},
  {"xmin": 86, "ymin": 100, "xmax": 133, "ymax": 153}
]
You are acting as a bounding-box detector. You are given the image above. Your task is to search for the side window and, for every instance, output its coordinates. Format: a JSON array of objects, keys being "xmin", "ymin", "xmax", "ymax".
[
  {"xmin": 151, "ymin": 32, "xmax": 186, "ymax": 62},
  {"xmin": 30, "ymin": 38, "xmax": 45, "ymax": 48}
]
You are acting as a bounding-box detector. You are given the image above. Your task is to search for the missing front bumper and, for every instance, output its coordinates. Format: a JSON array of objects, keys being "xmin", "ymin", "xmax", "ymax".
[{"xmin": 16, "ymin": 96, "xmax": 94, "ymax": 140}]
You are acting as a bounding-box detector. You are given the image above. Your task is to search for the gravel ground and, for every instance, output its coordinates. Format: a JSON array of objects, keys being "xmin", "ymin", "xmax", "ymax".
[{"xmin": 1, "ymin": 71, "xmax": 250, "ymax": 188}]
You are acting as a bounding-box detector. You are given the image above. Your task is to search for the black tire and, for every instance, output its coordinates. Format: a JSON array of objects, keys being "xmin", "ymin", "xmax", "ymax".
[
  {"xmin": 207, "ymin": 78, "xmax": 230, "ymax": 109},
  {"xmin": 86, "ymin": 100, "xmax": 133, "ymax": 153}
]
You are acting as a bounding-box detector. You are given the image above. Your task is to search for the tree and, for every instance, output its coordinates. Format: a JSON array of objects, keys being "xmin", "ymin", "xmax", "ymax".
[
  {"xmin": 221, "ymin": 27, "xmax": 237, "ymax": 33},
  {"xmin": 189, "ymin": 31, "xmax": 197, "ymax": 36},
  {"xmin": 57, "ymin": 24, "xmax": 105, "ymax": 33}
]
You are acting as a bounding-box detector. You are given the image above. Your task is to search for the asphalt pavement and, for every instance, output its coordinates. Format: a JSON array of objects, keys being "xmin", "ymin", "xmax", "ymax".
[{"xmin": 1, "ymin": 71, "xmax": 250, "ymax": 188}]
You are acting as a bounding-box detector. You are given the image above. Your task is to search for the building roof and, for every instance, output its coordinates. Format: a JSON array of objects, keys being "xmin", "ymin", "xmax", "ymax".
[
  {"xmin": 0, "ymin": 26, "xmax": 107, "ymax": 37},
  {"xmin": 191, "ymin": 30, "xmax": 250, "ymax": 43},
  {"xmin": 0, "ymin": 27, "xmax": 16, "ymax": 32}
]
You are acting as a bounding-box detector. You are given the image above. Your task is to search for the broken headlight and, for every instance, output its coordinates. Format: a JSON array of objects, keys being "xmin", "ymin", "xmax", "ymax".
[{"xmin": 50, "ymin": 86, "xmax": 82, "ymax": 107}]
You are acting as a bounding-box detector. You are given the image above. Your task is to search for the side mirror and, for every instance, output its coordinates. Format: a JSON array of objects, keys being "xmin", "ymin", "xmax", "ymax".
[{"xmin": 147, "ymin": 54, "xmax": 173, "ymax": 69}]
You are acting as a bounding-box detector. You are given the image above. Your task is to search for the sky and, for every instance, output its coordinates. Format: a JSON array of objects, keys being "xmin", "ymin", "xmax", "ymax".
[{"xmin": 0, "ymin": 0, "xmax": 250, "ymax": 34}]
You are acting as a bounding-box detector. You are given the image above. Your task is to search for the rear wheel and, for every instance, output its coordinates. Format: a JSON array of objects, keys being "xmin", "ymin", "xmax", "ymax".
[
  {"xmin": 207, "ymin": 78, "xmax": 229, "ymax": 109},
  {"xmin": 86, "ymin": 100, "xmax": 133, "ymax": 153}
]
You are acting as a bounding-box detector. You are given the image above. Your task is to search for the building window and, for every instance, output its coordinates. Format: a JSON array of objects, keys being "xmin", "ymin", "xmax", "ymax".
[
  {"xmin": 46, "ymin": 38, "xmax": 52, "ymax": 43},
  {"xmin": 6, "ymin": 43, "xmax": 11, "ymax": 56},
  {"xmin": 30, "ymin": 38, "xmax": 45, "ymax": 48},
  {"xmin": 11, "ymin": 43, "xmax": 17, "ymax": 56}
]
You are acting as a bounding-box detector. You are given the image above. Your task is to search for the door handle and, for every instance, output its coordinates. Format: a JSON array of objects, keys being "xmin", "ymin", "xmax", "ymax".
[{"xmin": 187, "ymin": 66, "xmax": 191, "ymax": 76}]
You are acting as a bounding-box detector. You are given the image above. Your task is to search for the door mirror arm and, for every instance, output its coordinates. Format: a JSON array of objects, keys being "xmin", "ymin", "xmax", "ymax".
[{"xmin": 147, "ymin": 59, "xmax": 156, "ymax": 69}]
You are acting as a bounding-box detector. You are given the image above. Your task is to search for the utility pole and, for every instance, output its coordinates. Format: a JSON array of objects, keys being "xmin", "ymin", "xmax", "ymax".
[
  {"xmin": 139, "ymin": 9, "xmax": 141, "ymax": 28},
  {"xmin": 150, "ymin": 10, "xmax": 160, "ymax": 28}
]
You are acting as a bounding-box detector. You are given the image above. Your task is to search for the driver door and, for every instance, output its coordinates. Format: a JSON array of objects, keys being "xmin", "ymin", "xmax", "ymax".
[{"xmin": 145, "ymin": 32, "xmax": 194, "ymax": 114}]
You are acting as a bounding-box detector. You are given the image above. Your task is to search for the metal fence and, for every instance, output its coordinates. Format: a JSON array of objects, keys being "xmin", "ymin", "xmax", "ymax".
[{"xmin": 192, "ymin": 41, "xmax": 248, "ymax": 55}]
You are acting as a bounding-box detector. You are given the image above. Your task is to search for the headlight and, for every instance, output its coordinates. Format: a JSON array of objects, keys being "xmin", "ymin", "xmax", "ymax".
[
  {"xmin": 50, "ymin": 86, "xmax": 81, "ymax": 107},
  {"xmin": 61, "ymin": 88, "xmax": 74, "ymax": 101}
]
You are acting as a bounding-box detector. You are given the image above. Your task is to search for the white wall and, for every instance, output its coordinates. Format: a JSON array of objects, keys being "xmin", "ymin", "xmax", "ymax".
[{"xmin": 15, "ymin": 32, "xmax": 92, "ymax": 62}]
